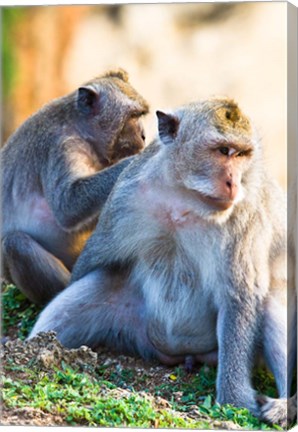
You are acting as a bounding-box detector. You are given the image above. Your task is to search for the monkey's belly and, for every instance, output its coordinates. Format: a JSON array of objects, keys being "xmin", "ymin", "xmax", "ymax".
[{"xmin": 147, "ymin": 304, "xmax": 218, "ymax": 356}]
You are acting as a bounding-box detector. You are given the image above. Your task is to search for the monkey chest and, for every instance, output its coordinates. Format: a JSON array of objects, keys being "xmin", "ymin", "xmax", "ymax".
[
  {"xmin": 135, "ymin": 190, "xmax": 228, "ymax": 353},
  {"xmin": 139, "ymin": 230, "xmax": 225, "ymax": 355}
]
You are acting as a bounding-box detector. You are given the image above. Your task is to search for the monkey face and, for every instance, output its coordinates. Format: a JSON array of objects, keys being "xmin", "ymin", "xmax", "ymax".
[
  {"xmin": 181, "ymin": 141, "xmax": 255, "ymax": 211},
  {"xmin": 157, "ymin": 98, "xmax": 259, "ymax": 215},
  {"xmin": 108, "ymin": 116, "xmax": 146, "ymax": 164}
]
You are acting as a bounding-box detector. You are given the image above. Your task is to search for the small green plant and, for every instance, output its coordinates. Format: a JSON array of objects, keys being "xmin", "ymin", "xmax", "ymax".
[
  {"xmin": 2, "ymin": 283, "xmax": 41, "ymax": 339},
  {"xmin": 154, "ymin": 365, "xmax": 216, "ymax": 408},
  {"xmin": 198, "ymin": 395, "xmax": 282, "ymax": 430},
  {"xmin": 3, "ymin": 361, "xmax": 283, "ymax": 429},
  {"xmin": 2, "ymin": 364, "xmax": 210, "ymax": 428},
  {"xmin": 153, "ymin": 366, "xmax": 282, "ymax": 430},
  {"xmin": 253, "ymin": 367, "xmax": 278, "ymax": 398}
]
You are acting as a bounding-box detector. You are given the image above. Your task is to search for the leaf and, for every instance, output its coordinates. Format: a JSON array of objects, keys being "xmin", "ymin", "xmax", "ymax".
[{"xmin": 202, "ymin": 394, "xmax": 212, "ymax": 409}]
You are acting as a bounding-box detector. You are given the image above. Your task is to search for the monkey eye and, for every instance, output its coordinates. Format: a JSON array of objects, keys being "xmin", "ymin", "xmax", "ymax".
[
  {"xmin": 219, "ymin": 147, "xmax": 229, "ymax": 156},
  {"xmin": 237, "ymin": 149, "xmax": 252, "ymax": 157},
  {"xmin": 141, "ymin": 133, "xmax": 146, "ymax": 141}
]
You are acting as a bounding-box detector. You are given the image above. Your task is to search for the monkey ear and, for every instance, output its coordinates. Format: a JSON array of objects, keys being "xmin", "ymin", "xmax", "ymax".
[
  {"xmin": 77, "ymin": 86, "xmax": 100, "ymax": 114},
  {"xmin": 156, "ymin": 111, "xmax": 179, "ymax": 144}
]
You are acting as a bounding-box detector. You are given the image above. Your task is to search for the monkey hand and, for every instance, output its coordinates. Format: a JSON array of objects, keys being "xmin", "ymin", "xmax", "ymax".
[{"xmin": 257, "ymin": 394, "xmax": 297, "ymax": 428}]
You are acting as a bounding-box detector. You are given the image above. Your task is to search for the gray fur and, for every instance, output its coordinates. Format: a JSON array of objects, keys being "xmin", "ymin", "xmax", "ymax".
[
  {"xmin": 29, "ymin": 98, "xmax": 295, "ymax": 426},
  {"xmin": 1, "ymin": 68, "xmax": 148, "ymax": 304}
]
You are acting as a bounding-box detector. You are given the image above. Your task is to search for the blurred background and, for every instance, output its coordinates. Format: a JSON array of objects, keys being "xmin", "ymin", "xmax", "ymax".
[{"xmin": 2, "ymin": 3, "xmax": 287, "ymax": 188}]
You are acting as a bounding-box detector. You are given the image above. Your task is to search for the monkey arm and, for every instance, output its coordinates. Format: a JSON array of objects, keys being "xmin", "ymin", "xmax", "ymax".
[
  {"xmin": 43, "ymin": 141, "xmax": 135, "ymax": 230},
  {"xmin": 215, "ymin": 214, "xmax": 268, "ymax": 417},
  {"xmin": 71, "ymin": 188, "xmax": 138, "ymax": 282},
  {"xmin": 216, "ymin": 293, "xmax": 260, "ymax": 416},
  {"xmin": 71, "ymin": 142, "xmax": 162, "ymax": 281}
]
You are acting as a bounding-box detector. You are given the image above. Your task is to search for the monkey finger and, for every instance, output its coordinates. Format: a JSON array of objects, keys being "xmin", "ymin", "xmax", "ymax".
[{"xmin": 257, "ymin": 395, "xmax": 296, "ymax": 428}]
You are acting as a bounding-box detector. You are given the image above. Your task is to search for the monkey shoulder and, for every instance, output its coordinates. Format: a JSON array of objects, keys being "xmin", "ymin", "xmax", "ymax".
[
  {"xmin": 99, "ymin": 140, "xmax": 163, "ymax": 209},
  {"xmin": 71, "ymin": 142, "xmax": 172, "ymax": 279}
]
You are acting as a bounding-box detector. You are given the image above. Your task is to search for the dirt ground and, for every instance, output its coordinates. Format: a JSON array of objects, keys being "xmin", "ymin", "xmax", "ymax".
[{"xmin": 1, "ymin": 330, "xmax": 245, "ymax": 429}]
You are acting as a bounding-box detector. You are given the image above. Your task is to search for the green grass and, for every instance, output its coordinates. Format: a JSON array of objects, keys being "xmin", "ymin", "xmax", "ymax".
[
  {"xmin": 2, "ymin": 364, "xmax": 211, "ymax": 428},
  {"xmin": 2, "ymin": 361, "xmax": 282, "ymax": 429},
  {"xmin": 97, "ymin": 357, "xmax": 279, "ymax": 428},
  {"xmin": 2, "ymin": 283, "xmax": 41, "ymax": 339}
]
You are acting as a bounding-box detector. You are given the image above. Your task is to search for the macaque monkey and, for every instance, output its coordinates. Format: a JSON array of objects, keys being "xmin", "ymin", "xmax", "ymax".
[
  {"xmin": 1, "ymin": 69, "xmax": 148, "ymax": 304},
  {"xmin": 30, "ymin": 98, "xmax": 295, "ymax": 426}
]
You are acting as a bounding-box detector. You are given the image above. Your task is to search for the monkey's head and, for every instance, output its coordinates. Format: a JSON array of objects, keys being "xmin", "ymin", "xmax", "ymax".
[
  {"xmin": 157, "ymin": 98, "xmax": 261, "ymax": 220},
  {"xmin": 76, "ymin": 69, "xmax": 149, "ymax": 166}
]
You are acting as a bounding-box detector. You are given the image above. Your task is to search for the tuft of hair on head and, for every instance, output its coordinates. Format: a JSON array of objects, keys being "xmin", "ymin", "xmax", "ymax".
[
  {"xmin": 212, "ymin": 98, "xmax": 252, "ymax": 135},
  {"xmin": 103, "ymin": 68, "xmax": 129, "ymax": 82}
]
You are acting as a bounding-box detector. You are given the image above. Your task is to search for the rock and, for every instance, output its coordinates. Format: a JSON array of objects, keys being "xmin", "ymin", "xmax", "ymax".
[{"xmin": 2, "ymin": 331, "xmax": 98, "ymax": 373}]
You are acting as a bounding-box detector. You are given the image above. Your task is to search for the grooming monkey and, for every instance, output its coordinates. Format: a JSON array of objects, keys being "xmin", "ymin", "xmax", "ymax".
[
  {"xmin": 30, "ymin": 98, "xmax": 295, "ymax": 426},
  {"xmin": 1, "ymin": 69, "xmax": 148, "ymax": 304}
]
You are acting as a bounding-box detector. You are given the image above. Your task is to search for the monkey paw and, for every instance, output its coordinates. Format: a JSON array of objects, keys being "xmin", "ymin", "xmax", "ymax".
[{"xmin": 258, "ymin": 395, "xmax": 297, "ymax": 428}]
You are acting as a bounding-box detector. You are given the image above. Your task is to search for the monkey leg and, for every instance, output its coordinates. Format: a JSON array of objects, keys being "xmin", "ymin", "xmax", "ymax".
[
  {"xmin": 2, "ymin": 231, "xmax": 70, "ymax": 305},
  {"xmin": 216, "ymin": 303, "xmax": 260, "ymax": 418},
  {"xmin": 30, "ymin": 268, "xmax": 221, "ymax": 367},
  {"xmin": 262, "ymin": 300, "xmax": 287, "ymax": 397},
  {"xmin": 29, "ymin": 269, "xmax": 161, "ymax": 359}
]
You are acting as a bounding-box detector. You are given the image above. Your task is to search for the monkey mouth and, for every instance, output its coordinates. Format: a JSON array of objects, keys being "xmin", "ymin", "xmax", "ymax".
[{"xmin": 198, "ymin": 194, "xmax": 234, "ymax": 211}]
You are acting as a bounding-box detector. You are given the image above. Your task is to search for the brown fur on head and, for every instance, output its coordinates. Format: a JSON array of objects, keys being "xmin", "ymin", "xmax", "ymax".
[
  {"xmin": 83, "ymin": 68, "xmax": 149, "ymax": 115},
  {"xmin": 103, "ymin": 68, "xmax": 129, "ymax": 82},
  {"xmin": 212, "ymin": 98, "xmax": 252, "ymax": 135}
]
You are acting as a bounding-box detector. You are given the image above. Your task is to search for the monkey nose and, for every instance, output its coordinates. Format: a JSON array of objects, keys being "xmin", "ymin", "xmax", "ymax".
[
  {"xmin": 226, "ymin": 179, "xmax": 232, "ymax": 189},
  {"xmin": 225, "ymin": 179, "xmax": 238, "ymax": 200}
]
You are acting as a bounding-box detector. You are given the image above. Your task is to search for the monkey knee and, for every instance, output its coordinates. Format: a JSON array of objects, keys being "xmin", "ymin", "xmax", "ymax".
[
  {"xmin": 29, "ymin": 302, "xmax": 81, "ymax": 347},
  {"xmin": 2, "ymin": 231, "xmax": 33, "ymax": 259},
  {"xmin": 2, "ymin": 231, "xmax": 46, "ymax": 274},
  {"xmin": 2, "ymin": 231, "xmax": 53, "ymax": 265},
  {"xmin": 2, "ymin": 231, "xmax": 70, "ymax": 304}
]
